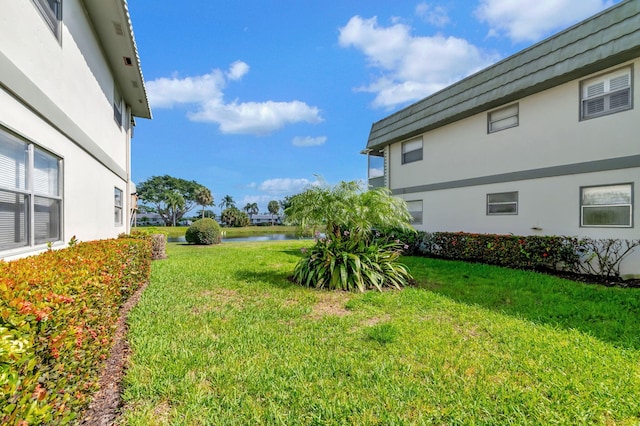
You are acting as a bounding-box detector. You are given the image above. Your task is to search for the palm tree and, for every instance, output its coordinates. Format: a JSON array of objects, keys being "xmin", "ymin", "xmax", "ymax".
[
  {"xmin": 166, "ymin": 190, "xmax": 185, "ymax": 227},
  {"xmin": 268, "ymin": 200, "xmax": 280, "ymax": 226},
  {"xmin": 219, "ymin": 194, "xmax": 235, "ymax": 211},
  {"xmin": 195, "ymin": 186, "xmax": 214, "ymax": 219},
  {"xmin": 243, "ymin": 202, "xmax": 259, "ymax": 223}
]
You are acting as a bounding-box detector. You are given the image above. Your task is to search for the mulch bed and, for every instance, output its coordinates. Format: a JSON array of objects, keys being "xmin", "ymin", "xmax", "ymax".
[{"xmin": 78, "ymin": 282, "xmax": 148, "ymax": 426}]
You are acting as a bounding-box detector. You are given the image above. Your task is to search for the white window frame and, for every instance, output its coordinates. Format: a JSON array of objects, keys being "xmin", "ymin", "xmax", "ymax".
[
  {"xmin": 114, "ymin": 187, "xmax": 123, "ymax": 226},
  {"xmin": 114, "ymin": 87, "xmax": 124, "ymax": 127},
  {"xmin": 405, "ymin": 200, "xmax": 423, "ymax": 225},
  {"xmin": 32, "ymin": 0, "xmax": 62, "ymax": 39},
  {"xmin": 580, "ymin": 183, "xmax": 633, "ymax": 228},
  {"xmin": 487, "ymin": 191, "xmax": 518, "ymax": 215},
  {"xmin": 401, "ymin": 137, "xmax": 423, "ymax": 164},
  {"xmin": 580, "ymin": 67, "xmax": 632, "ymax": 120},
  {"xmin": 0, "ymin": 128, "xmax": 63, "ymax": 251},
  {"xmin": 488, "ymin": 103, "xmax": 519, "ymax": 133}
]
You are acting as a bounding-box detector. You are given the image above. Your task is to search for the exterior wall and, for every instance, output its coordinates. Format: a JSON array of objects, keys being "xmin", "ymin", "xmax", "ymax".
[
  {"xmin": 387, "ymin": 60, "xmax": 640, "ymax": 277},
  {"xmin": 0, "ymin": 0, "xmax": 134, "ymax": 260}
]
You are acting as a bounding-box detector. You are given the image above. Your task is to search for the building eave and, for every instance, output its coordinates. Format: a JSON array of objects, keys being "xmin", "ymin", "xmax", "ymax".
[
  {"xmin": 366, "ymin": 0, "xmax": 640, "ymax": 151},
  {"xmin": 81, "ymin": 0, "xmax": 151, "ymax": 119}
]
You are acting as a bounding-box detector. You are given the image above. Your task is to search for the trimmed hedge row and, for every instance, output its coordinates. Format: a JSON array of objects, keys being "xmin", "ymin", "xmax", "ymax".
[
  {"xmin": 0, "ymin": 237, "xmax": 151, "ymax": 425},
  {"xmin": 419, "ymin": 232, "xmax": 580, "ymax": 271},
  {"xmin": 376, "ymin": 230, "xmax": 638, "ymax": 279}
]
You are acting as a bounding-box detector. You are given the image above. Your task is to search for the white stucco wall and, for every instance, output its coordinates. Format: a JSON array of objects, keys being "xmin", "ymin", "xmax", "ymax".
[
  {"xmin": 388, "ymin": 60, "xmax": 640, "ymax": 277},
  {"xmin": 0, "ymin": 0, "xmax": 133, "ymax": 260}
]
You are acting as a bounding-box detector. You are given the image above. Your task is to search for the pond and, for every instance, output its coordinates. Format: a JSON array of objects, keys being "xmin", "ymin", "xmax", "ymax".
[{"xmin": 167, "ymin": 233, "xmax": 309, "ymax": 243}]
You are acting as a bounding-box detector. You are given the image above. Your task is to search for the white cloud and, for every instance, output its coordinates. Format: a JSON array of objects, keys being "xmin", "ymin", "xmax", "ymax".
[
  {"xmin": 189, "ymin": 100, "xmax": 322, "ymax": 135},
  {"xmin": 258, "ymin": 178, "xmax": 319, "ymax": 195},
  {"xmin": 339, "ymin": 16, "xmax": 495, "ymax": 109},
  {"xmin": 292, "ymin": 136, "xmax": 327, "ymax": 147},
  {"xmin": 146, "ymin": 70, "xmax": 226, "ymax": 108},
  {"xmin": 415, "ymin": 3, "xmax": 450, "ymax": 27},
  {"xmin": 475, "ymin": 0, "xmax": 615, "ymax": 43},
  {"xmin": 226, "ymin": 60, "xmax": 250, "ymax": 81},
  {"xmin": 146, "ymin": 61, "xmax": 322, "ymax": 135}
]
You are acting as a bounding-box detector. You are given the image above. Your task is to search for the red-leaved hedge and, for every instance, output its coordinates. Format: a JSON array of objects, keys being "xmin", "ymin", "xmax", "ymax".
[
  {"xmin": 421, "ymin": 232, "xmax": 581, "ymax": 271},
  {"xmin": 0, "ymin": 237, "xmax": 151, "ymax": 425}
]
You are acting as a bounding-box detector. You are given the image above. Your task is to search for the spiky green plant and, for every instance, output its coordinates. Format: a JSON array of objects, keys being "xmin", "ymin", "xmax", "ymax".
[{"xmin": 287, "ymin": 179, "xmax": 415, "ymax": 291}]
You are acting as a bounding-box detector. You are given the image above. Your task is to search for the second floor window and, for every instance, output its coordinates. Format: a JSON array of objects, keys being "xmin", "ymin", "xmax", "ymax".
[
  {"xmin": 402, "ymin": 137, "xmax": 423, "ymax": 164},
  {"xmin": 581, "ymin": 67, "xmax": 632, "ymax": 120}
]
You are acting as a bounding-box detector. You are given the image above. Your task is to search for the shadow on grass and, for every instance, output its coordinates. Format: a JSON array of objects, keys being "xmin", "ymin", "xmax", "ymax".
[
  {"xmin": 233, "ymin": 269, "xmax": 298, "ymax": 290},
  {"xmin": 403, "ymin": 256, "xmax": 640, "ymax": 350}
]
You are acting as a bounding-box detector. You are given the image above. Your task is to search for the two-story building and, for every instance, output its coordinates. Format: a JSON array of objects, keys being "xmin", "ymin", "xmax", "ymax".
[
  {"xmin": 365, "ymin": 1, "xmax": 639, "ymax": 277},
  {"xmin": 0, "ymin": 0, "xmax": 151, "ymax": 260}
]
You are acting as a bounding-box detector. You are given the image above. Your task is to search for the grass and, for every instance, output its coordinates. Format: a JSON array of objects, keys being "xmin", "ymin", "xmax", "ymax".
[
  {"xmin": 119, "ymin": 241, "xmax": 640, "ymax": 425},
  {"xmin": 134, "ymin": 225, "xmax": 302, "ymax": 239}
]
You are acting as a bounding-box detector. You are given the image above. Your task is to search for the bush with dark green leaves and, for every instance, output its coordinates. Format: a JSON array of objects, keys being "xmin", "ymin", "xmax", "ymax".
[
  {"xmin": 293, "ymin": 231, "xmax": 413, "ymax": 292},
  {"xmin": 185, "ymin": 218, "xmax": 222, "ymax": 245}
]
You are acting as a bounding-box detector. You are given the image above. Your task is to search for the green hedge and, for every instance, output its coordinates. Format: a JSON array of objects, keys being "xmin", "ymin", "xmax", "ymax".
[
  {"xmin": 419, "ymin": 232, "xmax": 581, "ymax": 271},
  {"xmin": 0, "ymin": 238, "xmax": 151, "ymax": 425}
]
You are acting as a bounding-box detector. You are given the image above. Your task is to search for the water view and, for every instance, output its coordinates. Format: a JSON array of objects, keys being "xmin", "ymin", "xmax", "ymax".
[{"xmin": 167, "ymin": 233, "xmax": 308, "ymax": 243}]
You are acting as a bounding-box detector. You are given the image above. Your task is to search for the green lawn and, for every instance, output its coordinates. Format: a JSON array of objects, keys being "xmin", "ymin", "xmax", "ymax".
[
  {"xmin": 134, "ymin": 225, "xmax": 303, "ymax": 239},
  {"xmin": 119, "ymin": 241, "xmax": 640, "ymax": 425}
]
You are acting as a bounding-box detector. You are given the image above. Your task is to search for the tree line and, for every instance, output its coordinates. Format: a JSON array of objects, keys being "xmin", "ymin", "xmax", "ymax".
[{"xmin": 136, "ymin": 175, "xmax": 285, "ymax": 227}]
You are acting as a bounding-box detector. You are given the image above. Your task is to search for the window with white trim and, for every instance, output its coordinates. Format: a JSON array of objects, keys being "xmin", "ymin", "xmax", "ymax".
[
  {"xmin": 581, "ymin": 67, "xmax": 632, "ymax": 120},
  {"xmin": 0, "ymin": 129, "xmax": 62, "ymax": 251},
  {"xmin": 114, "ymin": 187, "xmax": 123, "ymax": 226},
  {"xmin": 487, "ymin": 191, "xmax": 518, "ymax": 215},
  {"xmin": 402, "ymin": 137, "xmax": 422, "ymax": 164},
  {"xmin": 33, "ymin": 0, "xmax": 62, "ymax": 39},
  {"xmin": 114, "ymin": 88, "xmax": 123, "ymax": 127},
  {"xmin": 406, "ymin": 200, "xmax": 423, "ymax": 225},
  {"xmin": 580, "ymin": 184, "xmax": 632, "ymax": 227},
  {"xmin": 488, "ymin": 103, "xmax": 518, "ymax": 133}
]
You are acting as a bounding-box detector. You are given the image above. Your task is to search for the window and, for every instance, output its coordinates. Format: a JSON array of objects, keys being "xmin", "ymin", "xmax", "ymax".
[
  {"xmin": 488, "ymin": 103, "xmax": 518, "ymax": 133},
  {"xmin": 114, "ymin": 187, "xmax": 123, "ymax": 226},
  {"xmin": 114, "ymin": 88, "xmax": 123, "ymax": 127},
  {"xmin": 487, "ymin": 191, "xmax": 518, "ymax": 215},
  {"xmin": 581, "ymin": 67, "xmax": 632, "ymax": 120},
  {"xmin": 0, "ymin": 129, "xmax": 62, "ymax": 251},
  {"xmin": 581, "ymin": 184, "xmax": 632, "ymax": 227},
  {"xmin": 33, "ymin": 0, "xmax": 62, "ymax": 39},
  {"xmin": 402, "ymin": 137, "xmax": 422, "ymax": 164},
  {"xmin": 406, "ymin": 200, "xmax": 423, "ymax": 225},
  {"xmin": 368, "ymin": 150, "xmax": 384, "ymax": 188}
]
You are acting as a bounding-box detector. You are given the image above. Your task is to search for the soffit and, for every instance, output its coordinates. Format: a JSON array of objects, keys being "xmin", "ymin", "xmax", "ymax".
[{"xmin": 81, "ymin": 0, "xmax": 151, "ymax": 119}]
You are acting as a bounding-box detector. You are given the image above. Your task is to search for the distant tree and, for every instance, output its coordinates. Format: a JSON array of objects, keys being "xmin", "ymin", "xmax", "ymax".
[
  {"xmin": 219, "ymin": 194, "xmax": 235, "ymax": 211},
  {"xmin": 221, "ymin": 207, "xmax": 250, "ymax": 227},
  {"xmin": 202, "ymin": 209, "xmax": 216, "ymax": 219},
  {"xmin": 195, "ymin": 186, "xmax": 214, "ymax": 219},
  {"xmin": 243, "ymin": 202, "xmax": 259, "ymax": 223},
  {"xmin": 166, "ymin": 190, "xmax": 185, "ymax": 227},
  {"xmin": 268, "ymin": 200, "xmax": 280, "ymax": 225},
  {"xmin": 137, "ymin": 175, "xmax": 203, "ymax": 226}
]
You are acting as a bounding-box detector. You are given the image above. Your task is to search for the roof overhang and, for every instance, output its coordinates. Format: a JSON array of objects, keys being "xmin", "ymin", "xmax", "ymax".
[
  {"xmin": 366, "ymin": 0, "xmax": 640, "ymax": 151},
  {"xmin": 82, "ymin": 0, "xmax": 151, "ymax": 119}
]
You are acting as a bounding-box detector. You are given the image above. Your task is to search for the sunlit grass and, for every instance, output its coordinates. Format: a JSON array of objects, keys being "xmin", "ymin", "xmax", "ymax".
[
  {"xmin": 133, "ymin": 225, "xmax": 302, "ymax": 239},
  {"xmin": 119, "ymin": 241, "xmax": 640, "ymax": 425}
]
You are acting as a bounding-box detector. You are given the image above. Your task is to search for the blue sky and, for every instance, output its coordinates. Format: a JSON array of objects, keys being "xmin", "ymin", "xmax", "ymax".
[{"xmin": 128, "ymin": 0, "xmax": 618, "ymax": 215}]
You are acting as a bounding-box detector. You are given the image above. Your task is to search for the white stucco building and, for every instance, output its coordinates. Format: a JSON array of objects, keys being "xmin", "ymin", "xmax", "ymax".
[
  {"xmin": 0, "ymin": 0, "xmax": 151, "ymax": 260},
  {"xmin": 365, "ymin": 1, "xmax": 639, "ymax": 277}
]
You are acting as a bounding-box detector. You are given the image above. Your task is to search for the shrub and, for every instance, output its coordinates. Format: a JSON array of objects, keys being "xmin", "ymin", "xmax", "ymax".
[
  {"xmin": 416, "ymin": 232, "xmax": 581, "ymax": 272},
  {"xmin": 373, "ymin": 228, "xmax": 427, "ymax": 256},
  {"xmin": 185, "ymin": 218, "xmax": 222, "ymax": 245},
  {"xmin": 413, "ymin": 232, "xmax": 639, "ymax": 280},
  {"xmin": 0, "ymin": 238, "xmax": 151, "ymax": 425},
  {"xmin": 293, "ymin": 234, "xmax": 412, "ymax": 292}
]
